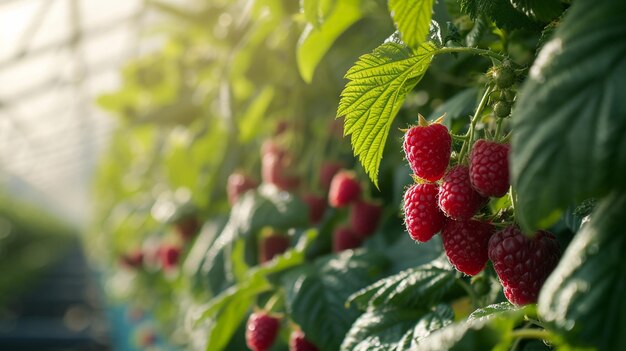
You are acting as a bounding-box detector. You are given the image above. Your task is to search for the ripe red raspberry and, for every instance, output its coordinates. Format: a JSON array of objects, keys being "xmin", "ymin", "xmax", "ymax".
[
  {"xmin": 328, "ymin": 170, "xmax": 361, "ymax": 208},
  {"xmin": 303, "ymin": 194, "xmax": 327, "ymax": 224},
  {"xmin": 160, "ymin": 245, "xmax": 181, "ymax": 270},
  {"xmin": 332, "ymin": 226, "xmax": 362, "ymax": 252},
  {"xmin": 174, "ymin": 216, "xmax": 200, "ymax": 241},
  {"xmin": 441, "ymin": 219, "xmax": 495, "ymax": 276},
  {"xmin": 227, "ymin": 172, "xmax": 258, "ymax": 205},
  {"xmin": 403, "ymin": 183, "xmax": 447, "ymax": 242},
  {"xmin": 261, "ymin": 141, "xmax": 300, "ymax": 191},
  {"xmin": 469, "ymin": 140, "xmax": 510, "ymax": 197},
  {"xmin": 289, "ymin": 330, "xmax": 319, "ymax": 351},
  {"xmin": 349, "ymin": 200, "xmax": 382, "ymax": 238},
  {"xmin": 320, "ymin": 161, "xmax": 343, "ymax": 191},
  {"xmin": 403, "ymin": 121, "xmax": 451, "ymax": 182},
  {"xmin": 488, "ymin": 226, "xmax": 560, "ymax": 305},
  {"xmin": 246, "ymin": 312, "xmax": 280, "ymax": 351},
  {"xmin": 438, "ymin": 165, "xmax": 487, "ymax": 220},
  {"xmin": 259, "ymin": 231, "xmax": 290, "ymax": 264}
]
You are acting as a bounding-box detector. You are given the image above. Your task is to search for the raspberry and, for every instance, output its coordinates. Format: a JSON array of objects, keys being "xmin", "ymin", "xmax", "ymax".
[
  {"xmin": 441, "ymin": 219, "xmax": 495, "ymax": 276},
  {"xmin": 438, "ymin": 165, "xmax": 487, "ymax": 220},
  {"xmin": 349, "ymin": 200, "xmax": 382, "ymax": 238},
  {"xmin": 160, "ymin": 245, "xmax": 181, "ymax": 270},
  {"xmin": 289, "ymin": 330, "xmax": 319, "ymax": 351},
  {"xmin": 259, "ymin": 231, "xmax": 290, "ymax": 264},
  {"xmin": 246, "ymin": 312, "xmax": 281, "ymax": 351},
  {"xmin": 333, "ymin": 226, "xmax": 362, "ymax": 252},
  {"xmin": 175, "ymin": 216, "xmax": 200, "ymax": 241},
  {"xmin": 302, "ymin": 194, "xmax": 327, "ymax": 224},
  {"xmin": 320, "ymin": 161, "xmax": 343, "ymax": 191},
  {"xmin": 403, "ymin": 183, "xmax": 447, "ymax": 242},
  {"xmin": 261, "ymin": 141, "xmax": 300, "ymax": 191},
  {"xmin": 488, "ymin": 226, "xmax": 560, "ymax": 305},
  {"xmin": 227, "ymin": 172, "xmax": 258, "ymax": 205},
  {"xmin": 469, "ymin": 140, "xmax": 510, "ymax": 197},
  {"xmin": 328, "ymin": 170, "xmax": 361, "ymax": 208},
  {"xmin": 403, "ymin": 121, "xmax": 451, "ymax": 182}
]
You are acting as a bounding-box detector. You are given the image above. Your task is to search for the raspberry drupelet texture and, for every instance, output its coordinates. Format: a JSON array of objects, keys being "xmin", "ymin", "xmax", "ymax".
[
  {"xmin": 438, "ymin": 165, "xmax": 487, "ymax": 220},
  {"xmin": 403, "ymin": 183, "xmax": 447, "ymax": 242},
  {"xmin": 441, "ymin": 219, "xmax": 495, "ymax": 276},
  {"xmin": 469, "ymin": 140, "xmax": 510, "ymax": 197},
  {"xmin": 488, "ymin": 226, "xmax": 560, "ymax": 305},
  {"xmin": 403, "ymin": 123, "xmax": 452, "ymax": 182}
]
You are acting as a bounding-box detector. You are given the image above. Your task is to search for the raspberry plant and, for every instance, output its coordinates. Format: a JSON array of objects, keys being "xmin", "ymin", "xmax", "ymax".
[{"xmin": 91, "ymin": 0, "xmax": 626, "ymax": 350}]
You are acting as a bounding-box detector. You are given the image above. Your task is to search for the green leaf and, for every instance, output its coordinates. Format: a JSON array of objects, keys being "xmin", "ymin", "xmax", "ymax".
[
  {"xmin": 460, "ymin": 0, "xmax": 538, "ymax": 30},
  {"xmin": 283, "ymin": 251, "xmax": 388, "ymax": 350},
  {"xmin": 509, "ymin": 0, "xmax": 563, "ymax": 22},
  {"xmin": 340, "ymin": 304, "xmax": 454, "ymax": 351},
  {"xmin": 347, "ymin": 259, "xmax": 455, "ymax": 311},
  {"xmin": 238, "ymin": 86, "xmax": 275, "ymax": 142},
  {"xmin": 337, "ymin": 41, "xmax": 436, "ymax": 187},
  {"xmin": 538, "ymin": 193, "xmax": 626, "ymax": 350},
  {"xmin": 388, "ymin": 0, "xmax": 435, "ymax": 49},
  {"xmin": 301, "ymin": 0, "xmax": 337, "ymax": 28},
  {"xmin": 297, "ymin": 0, "xmax": 363, "ymax": 83},
  {"xmin": 468, "ymin": 302, "xmax": 517, "ymax": 322},
  {"xmin": 413, "ymin": 305, "xmax": 527, "ymax": 351},
  {"xmin": 429, "ymin": 88, "xmax": 478, "ymax": 128},
  {"xmin": 511, "ymin": 0, "xmax": 626, "ymax": 230}
]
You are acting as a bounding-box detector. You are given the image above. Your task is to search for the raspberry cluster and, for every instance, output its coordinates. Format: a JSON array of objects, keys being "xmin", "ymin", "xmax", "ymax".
[
  {"xmin": 327, "ymin": 170, "xmax": 382, "ymax": 252},
  {"xmin": 401, "ymin": 115, "xmax": 559, "ymax": 305}
]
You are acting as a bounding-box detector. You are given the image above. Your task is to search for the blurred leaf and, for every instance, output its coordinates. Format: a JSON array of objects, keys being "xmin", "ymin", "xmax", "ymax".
[
  {"xmin": 388, "ymin": 0, "xmax": 435, "ymax": 49},
  {"xmin": 337, "ymin": 41, "xmax": 436, "ymax": 187},
  {"xmin": 511, "ymin": 0, "xmax": 626, "ymax": 230},
  {"xmin": 468, "ymin": 302, "xmax": 517, "ymax": 322},
  {"xmin": 297, "ymin": 0, "xmax": 364, "ymax": 83},
  {"xmin": 283, "ymin": 251, "xmax": 388, "ymax": 350},
  {"xmin": 238, "ymin": 86, "xmax": 275, "ymax": 142},
  {"xmin": 429, "ymin": 88, "xmax": 478, "ymax": 128},
  {"xmin": 539, "ymin": 193, "xmax": 626, "ymax": 350}
]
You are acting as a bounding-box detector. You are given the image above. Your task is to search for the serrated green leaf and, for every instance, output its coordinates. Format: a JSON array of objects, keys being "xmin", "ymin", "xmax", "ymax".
[
  {"xmin": 539, "ymin": 193, "xmax": 626, "ymax": 350},
  {"xmin": 511, "ymin": 0, "xmax": 626, "ymax": 230},
  {"xmin": 337, "ymin": 41, "xmax": 436, "ymax": 186},
  {"xmin": 283, "ymin": 251, "xmax": 388, "ymax": 350},
  {"xmin": 297, "ymin": 0, "xmax": 363, "ymax": 83},
  {"xmin": 340, "ymin": 304, "xmax": 454, "ymax": 351},
  {"xmin": 348, "ymin": 259, "xmax": 455, "ymax": 310},
  {"xmin": 510, "ymin": 0, "xmax": 562, "ymax": 22},
  {"xmin": 388, "ymin": 0, "xmax": 435, "ymax": 49},
  {"xmin": 460, "ymin": 0, "xmax": 538, "ymax": 30},
  {"xmin": 413, "ymin": 306, "xmax": 527, "ymax": 351}
]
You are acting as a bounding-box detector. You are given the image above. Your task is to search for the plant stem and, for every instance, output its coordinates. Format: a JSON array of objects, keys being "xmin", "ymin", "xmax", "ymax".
[
  {"xmin": 458, "ymin": 85, "xmax": 494, "ymax": 163},
  {"xmin": 509, "ymin": 328, "xmax": 552, "ymax": 341},
  {"xmin": 436, "ymin": 47, "xmax": 508, "ymax": 62},
  {"xmin": 524, "ymin": 316, "xmax": 547, "ymax": 329},
  {"xmin": 494, "ymin": 118, "xmax": 504, "ymax": 141}
]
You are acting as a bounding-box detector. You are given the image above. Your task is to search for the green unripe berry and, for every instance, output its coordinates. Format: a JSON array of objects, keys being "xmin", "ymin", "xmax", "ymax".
[
  {"xmin": 494, "ymin": 101, "xmax": 511, "ymax": 118},
  {"xmin": 493, "ymin": 65, "xmax": 515, "ymax": 89}
]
